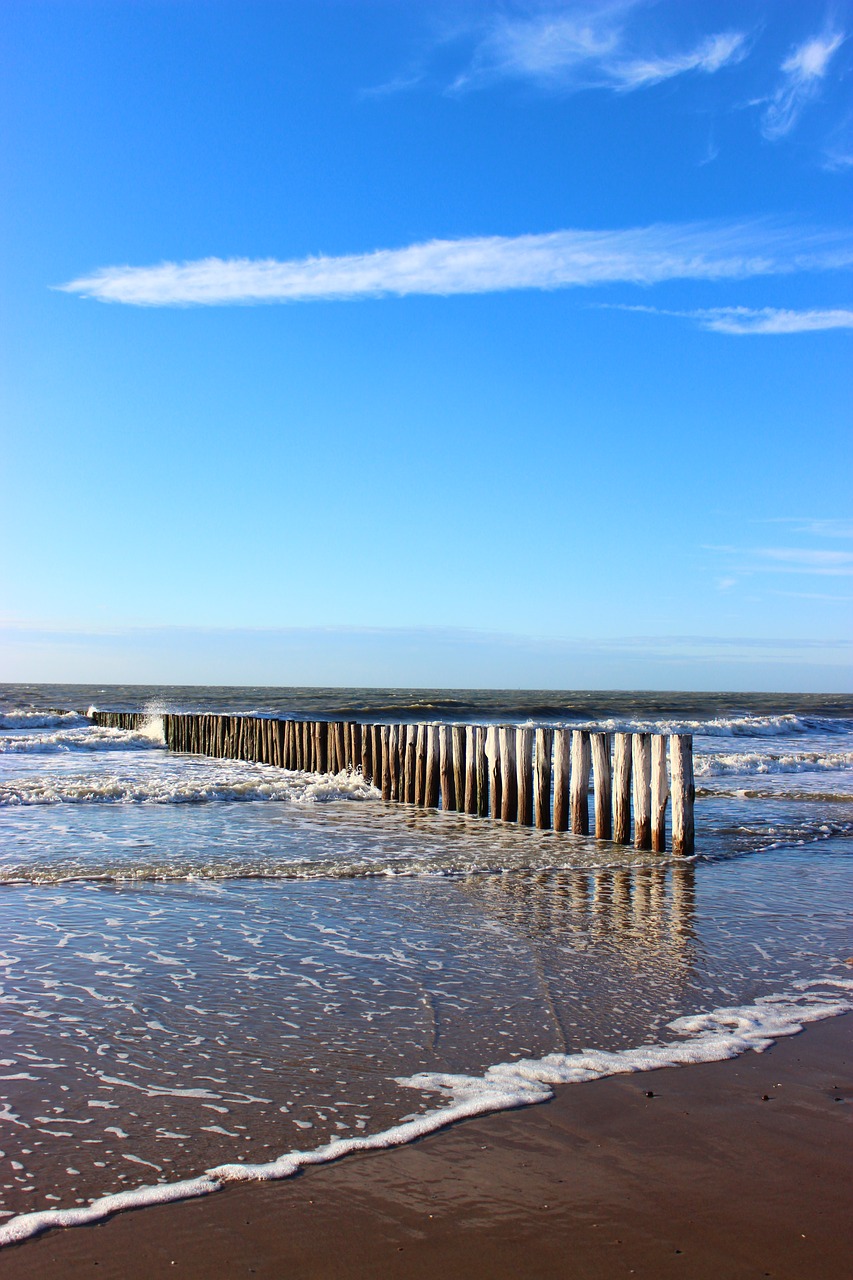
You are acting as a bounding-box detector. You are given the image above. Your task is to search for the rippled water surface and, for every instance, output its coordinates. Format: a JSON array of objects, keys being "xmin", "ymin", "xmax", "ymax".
[{"xmin": 1, "ymin": 684, "xmax": 851, "ymax": 1237}]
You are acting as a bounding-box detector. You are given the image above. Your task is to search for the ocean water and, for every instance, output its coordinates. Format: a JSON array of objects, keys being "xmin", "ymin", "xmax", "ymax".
[{"xmin": 1, "ymin": 684, "xmax": 851, "ymax": 1245}]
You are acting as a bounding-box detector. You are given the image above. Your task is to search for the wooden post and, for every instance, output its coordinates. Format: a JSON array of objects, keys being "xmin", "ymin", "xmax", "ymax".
[
  {"xmin": 570, "ymin": 731, "xmax": 591, "ymax": 835},
  {"xmin": 415, "ymin": 724, "xmax": 428, "ymax": 805},
  {"xmin": 612, "ymin": 733, "xmax": 632, "ymax": 844},
  {"xmin": 591, "ymin": 732, "xmax": 612, "ymax": 840},
  {"xmin": 651, "ymin": 735, "xmax": 669, "ymax": 852},
  {"xmin": 439, "ymin": 725, "xmax": 455, "ymax": 811},
  {"xmin": 315, "ymin": 721, "xmax": 327, "ymax": 774},
  {"xmin": 361, "ymin": 723, "xmax": 373, "ymax": 783},
  {"xmin": 452, "ymin": 726, "xmax": 466, "ymax": 813},
  {"xmin": 425, "ymin": 725, "xmax": 440, "ymax": 808},
  {"xmin": 516, "ymin": 726, "xmax": 534, "ymax": 826},
  {"xmin": 381, "ymin": 725, "xmax": 392, "ymax": 800},
  {"xmin": 372, "ymin": 725, "xmax": 382, "ymax": 787},
  {"xmin": 389, "ymin": 724, "xmax": 400, "ymax": 800},
  {"xmin": 476, "ymin": 726, "xmax": 489, "ymax": 818},
  {"xmin": 464, "ymin": 726, "xmax": 477, "ymax": 814},
  {"xmin": 334, "ymin": 722, "xmax": 346, "ymax": 774},
  {"xmin": 350, "ymin": 723, "xmax": 362, "ymax": 774},
  {"xmin": 670, "ymin": 734, "xmax": 695, "ymax": 857},
  {"xmin": 404, "ymin": 726, "xmax": 417, "ymax": 802},
  {"xmin": 397, "ymin": 725, "xmax": 408, "ymax": 799},
  {"xmin": 535, "ymin": 727, "xmax": 553, "ymax": 829},
  {"xmin": 553, "ymin": 729, "xmax": 570, "ymax": 832},
  {"xmin": 487, "ymin": 726, "xmax": 502, "ymax": 818},
  {"xmin": 499, "ymin": 726, "xmax": 518, "ymax": 822},
  {"xmin": 632, "ymin": 732, "xmax": 652, "ymax": 850}
]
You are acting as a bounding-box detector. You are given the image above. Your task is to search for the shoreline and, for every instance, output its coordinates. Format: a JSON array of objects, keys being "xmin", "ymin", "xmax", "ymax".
[{"xmin": 5, "ymin": 1011, "xmax": 850, "ymax": 1279}]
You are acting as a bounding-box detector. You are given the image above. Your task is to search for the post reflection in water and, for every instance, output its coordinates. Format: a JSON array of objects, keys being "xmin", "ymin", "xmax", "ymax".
[{"xmin": 461, "ymin": 860, "xmax": 699, "ymax": 1042}]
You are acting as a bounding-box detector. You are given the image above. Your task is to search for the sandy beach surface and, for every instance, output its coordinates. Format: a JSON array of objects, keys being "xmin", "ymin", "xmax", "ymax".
[{"xmin": 8, "ymin": 1011, "xmax": 850, "ymax": 1280}]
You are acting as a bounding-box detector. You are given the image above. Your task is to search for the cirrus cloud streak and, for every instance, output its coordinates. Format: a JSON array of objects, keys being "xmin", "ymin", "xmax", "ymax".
[
  {"xmin": 58, "ymin": 221, "xmax": 853, "ymax": 307},
  {"xmin": 610, "ymin": 304, "xmax": 853, "ymax": 335}
]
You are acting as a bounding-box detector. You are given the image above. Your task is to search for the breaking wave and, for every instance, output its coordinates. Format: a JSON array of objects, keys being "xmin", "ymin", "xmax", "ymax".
[{"xmin": 0, "ymin": 766, "xmax": 379, "ymax": 807}]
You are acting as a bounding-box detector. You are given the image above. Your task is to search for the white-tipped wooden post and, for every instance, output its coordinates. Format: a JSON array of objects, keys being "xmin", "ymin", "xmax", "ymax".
[
  {"xmin": 439, "ymin": 725, "xmax": 454, "ymax": 811},
  {"xmin": 670, "ymin": 734, "xmax": 695, "ymax": 856},
  {"xmin": 499, "ymin": 726, "xmax": 518, "ymax": 822},
  {"xmin": 591, "ymin": 732, "xmax": 612, "ymax": 840},
  {"xmin": 388, "ymin": 724, "xmax": 400, "ymax": 800},
  {"xmin": 570, "ymin": 731, "xmax": 591, "ymax": 835},
  {"xmin": 414, "ymin": 724, "xmax": 427, "ymax": 805},
  {"xmin": 632, "ymin": 732, "xmax": 652, "ymax": 850},
  {"xmin": 404, "ymin": 726, "xmax": 416, "ymax": 802},
  {"xmin": 361, "ymin": 723, "xmax": 373, "ymax": 782},
  {"xmin": 612, "ymin": 732, "xmax": 632, "ymax": 844},
  {"xmin": 516, "ymin": 726, "xmax": 534, "ymax": 826},
  {"xmin": 553, "ymin": 729, "xmax": 571, "ymax": 832},
  {"xmin": 464, "ymin": 726, "xmax": 477, "ymax": 814},
  {"xmin": 476, "ymin": 726, "xmax": 490, "ymax": 817},
  {"xmin": 425, "ymin": 725, "xmax": 440, "ymax": 807},
  {"xmin": 651, "ymin": 734, "xmax": 670, "ymax": 852},
  {"xmin": 452, "ymin": 726, "xmax": 466, "ymax": 813},
  {"xmin": 486, "ymin": 726, "xmax": 501, "ymax": 818},
  {"xmin": 535, "ymin": 727, "xmax": 553, "ymax": 830},
  {"xmin": 381, "ymin": 725, "xmax": 392, "ymax": 800}
]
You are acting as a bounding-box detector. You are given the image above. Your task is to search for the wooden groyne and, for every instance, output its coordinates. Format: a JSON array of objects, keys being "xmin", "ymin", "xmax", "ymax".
[{"xmin": 91, "ymin": 711, "xmax": 695, "ymax": 855}]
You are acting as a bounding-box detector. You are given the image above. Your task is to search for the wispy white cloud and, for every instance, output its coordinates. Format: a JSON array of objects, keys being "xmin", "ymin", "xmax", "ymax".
[
  {"xmin": 58, "ymin": 221, "xmax": 853, "ymax": 306},
  {"xmin": 708, "ymin": 545, "xmax": 853, "ymax": 577},
  {"xmin": 610, "ymin": 304, "xmax": 853, "ymax": 334},
  {"xmin": 608, "ymin": 31, "xmax": 749, "ymax": 90},
  {"xmin": 759, "ymin": 518, "xmax": 853, "ymax": 540},
  {"xmin": 761, "ymin": 29, "xmax": 846, "ymax": 139},
  {"xmin": 452, "ymin": 6, "xmax": 749, "ymax": 93}
]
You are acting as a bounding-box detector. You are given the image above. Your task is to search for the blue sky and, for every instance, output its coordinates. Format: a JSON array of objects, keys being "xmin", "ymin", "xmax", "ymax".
[{"xmin": 2, "ymin": 0, "xmax": 851, "ymax": 690}]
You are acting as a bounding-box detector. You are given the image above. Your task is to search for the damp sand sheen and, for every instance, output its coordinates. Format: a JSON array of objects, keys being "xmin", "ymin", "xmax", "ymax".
[{"xmin": 0, "ymin": 685, "xmax": 851, "ymax": 1250}]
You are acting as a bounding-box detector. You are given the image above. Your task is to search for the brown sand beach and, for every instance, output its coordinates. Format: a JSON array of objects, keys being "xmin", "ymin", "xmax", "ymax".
[{"xmin": 7, "ymin": 1012, "xmax": 851, "ymax": 1280}]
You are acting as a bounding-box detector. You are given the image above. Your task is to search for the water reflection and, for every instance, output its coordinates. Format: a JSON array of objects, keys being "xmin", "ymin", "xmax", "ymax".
[{"xmin": 463, "ymin": 863, "xmax": 697, "ymax": 988}]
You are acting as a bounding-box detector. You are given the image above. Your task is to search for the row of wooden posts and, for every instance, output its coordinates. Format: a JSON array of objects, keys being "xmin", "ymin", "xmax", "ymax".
[{"xmin": 91, "ymin": 710, "xmax": 695, "ymax": 855}]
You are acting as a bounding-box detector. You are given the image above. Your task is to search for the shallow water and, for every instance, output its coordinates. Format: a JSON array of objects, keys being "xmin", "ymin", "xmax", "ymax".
[{"xmin": 1, "ymin": 684, "xmax": 851, "ymax": 1241}]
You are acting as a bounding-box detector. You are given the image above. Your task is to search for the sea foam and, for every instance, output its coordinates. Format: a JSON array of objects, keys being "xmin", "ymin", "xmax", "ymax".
[{"xmin": 1, "ymin": 979, "xmax": 849, "ymax": 1248}]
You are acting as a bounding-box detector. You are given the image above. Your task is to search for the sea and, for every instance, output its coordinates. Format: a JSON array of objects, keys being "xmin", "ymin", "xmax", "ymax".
[{"xmin": 1, "ymin": 683, "xmax": 852, "ymax": 1246}]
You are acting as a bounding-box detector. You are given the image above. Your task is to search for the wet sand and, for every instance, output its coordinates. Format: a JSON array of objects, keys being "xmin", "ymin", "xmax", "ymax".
[{"xmin": 8, "ymin": 1013, "xmax": 851, "ymax": 1280}]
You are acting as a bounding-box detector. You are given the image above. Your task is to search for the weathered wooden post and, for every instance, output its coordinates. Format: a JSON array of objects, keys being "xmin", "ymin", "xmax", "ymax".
[
  {"xmin": 439, "ymin": 725, "xmax": 455, "ymax": 811},
  {"xmin": 570, "ymin": 730, "xmax": 591, "ymax": 835},
  {"xmin": 535, "ymin": 727, "xmax": 553, "ymax": 830},
  {"xmin": 612, "ymin": 732, "xmax": 631, "ymax": 844},
  {"xmin": 334, "ymin": 722, "xmax": 346, "ymax": 774},
  {"xmin": 372, "ymin": 725, "xmax": 382, "ymax": 785},
  {"xmin": 464, "ymin": 726, "xmax": 477, "ymax": 814},
  {"xmin": 452, "ymin": 726, "xmax": 466, "ymax": 813},
  {"xmin": 670, "ymin": 734, "xmax": 695, "ymax": 856},
  {"xmin": 591, "ymin": 732, "xmax": 612, "ymax": 840},
  {"xmin": 361, "ymin": 723, "xmax": 373, "ymax": 783},
  {"xmin": 389, "ymin": 724, "xmax": 400, "ymax": 800},
  {"xmin": 381, "ymin": 725, "xmax": 392, "ymax": 800},
  {"xmin": 499, "ymin": 726, "xmax": 518, "ymax": 821},
  {"xmin": 404, "ymin": 726, "xmax": 417, "ymax": 802},
  {"xmin": 476, "ymin": 726, "xmax": 489, "ymax": 818},
  {"xmin": 487, "ymin": 726, "xmax": 502, "ymax": 819},
  {"xmin": 553, "ymin": 728, "xmax": 570, "ymax": 832},
  {"xmin": 516, "ymin": 726, "xmax": 534, "ymax": 826},
  {"xmin": 425, "ymin": 725, "xmax": 440, "ymax": 808},
  {"xmin": 415, "ymin": 724, "xmax": 427, "ymax": 805},
  {"xmin": 632, "ymin": 732, "xmax": 652, "ymax": 850},
  {"xmin": 651, "ymin": 734, "xmax": 670, "ymax": 852}
]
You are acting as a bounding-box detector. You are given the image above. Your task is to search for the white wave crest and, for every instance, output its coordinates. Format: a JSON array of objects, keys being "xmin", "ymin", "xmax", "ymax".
[
  {"xmin": 696, "ymin": 749, "xmax": 853, "ymax": 777},
  {"xmin": 0, "ymin": 767, "xmax": 379, "ymax": 807},
  {"xmin": 1, "ymin": 979, "xmax": 849, "ymax": 1247},
  {"xmin": 0, "ymin": 727, "xmax": 165, "ymax": 755},
  {"xmin": 0, "ymin": 709, "xmax": 88, "ymax": 730}
]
